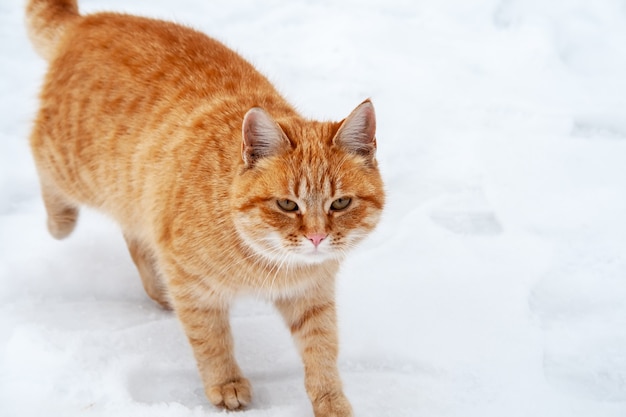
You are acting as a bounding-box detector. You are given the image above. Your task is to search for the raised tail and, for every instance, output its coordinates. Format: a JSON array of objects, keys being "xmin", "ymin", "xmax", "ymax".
[{"xmin": 26, "ymin": 0, "xmax": 80, "ymax": 61}]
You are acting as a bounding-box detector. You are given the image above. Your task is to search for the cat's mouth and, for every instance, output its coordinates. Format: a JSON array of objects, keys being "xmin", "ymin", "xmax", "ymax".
[
  {"xmin": 235, "ymin": 228, "xmax": 343, "ymax": 266},
  {"xmin": 267, "ymin": 237, "xmax": 339, "ymax": 265},
  {"xmin": 283, "ymin": 237, "xmax": 346, "ymax": 265}
]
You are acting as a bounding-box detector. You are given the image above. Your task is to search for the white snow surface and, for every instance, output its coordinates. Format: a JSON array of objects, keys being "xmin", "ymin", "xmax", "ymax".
[{"xmin": 2, "ymin": 0, "xmax": 626, "ymax": 416}]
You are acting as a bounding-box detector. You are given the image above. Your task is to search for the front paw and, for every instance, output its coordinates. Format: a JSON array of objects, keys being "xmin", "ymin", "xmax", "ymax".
[
  {"xmin": 206, "ymin": 377, "xmax": 252, "ymax": 410},
  {"xmin": 313, "ymin": 391, "xmax": 353, "ymax": 417}
]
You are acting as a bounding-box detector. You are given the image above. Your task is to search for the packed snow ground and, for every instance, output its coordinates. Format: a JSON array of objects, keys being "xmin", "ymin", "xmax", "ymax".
[{"xmin": 1, "ymin": 0, "xmax": 626, "ymax": 416}]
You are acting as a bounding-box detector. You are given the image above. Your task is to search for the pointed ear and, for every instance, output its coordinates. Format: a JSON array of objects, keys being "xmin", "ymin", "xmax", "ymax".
[
  {"xmin": 242, "ymin": 107, "xmax": 291, "ymax": 168},
  {"xmin": 332, "ymin": 99, "xmax": 377, "ymax": 159}
]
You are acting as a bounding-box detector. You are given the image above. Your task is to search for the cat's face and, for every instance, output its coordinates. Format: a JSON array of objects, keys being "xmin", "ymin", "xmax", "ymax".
[
  {"xmin": 232, "ymin": 146, "xmax": 384, "ymax": 266},
  {"xmin": 231, "ymin": 101, "xmax": 384, "ymax": 266}
]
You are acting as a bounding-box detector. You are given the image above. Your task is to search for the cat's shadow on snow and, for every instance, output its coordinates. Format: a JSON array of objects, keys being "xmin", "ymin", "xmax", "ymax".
[
  {"xmin": 22, "ymin": 209, "xmax": 147, "ymax": 304},
  {"xmin": 126, "ymin": 366, "xmax": 308, "ymax": 410},
  {"xmin": 127, "ymin": 368, "xmax": 207, "ymax": 408}
]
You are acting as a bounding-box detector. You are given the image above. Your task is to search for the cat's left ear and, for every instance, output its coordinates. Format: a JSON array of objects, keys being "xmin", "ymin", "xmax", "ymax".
[
  {"xmin": 242, "ymin": 107, "xmax": 291, "ymax": 168},
  {"xmin": 332, "ymin": 99, "xmax": 377, "ymax": 160}
]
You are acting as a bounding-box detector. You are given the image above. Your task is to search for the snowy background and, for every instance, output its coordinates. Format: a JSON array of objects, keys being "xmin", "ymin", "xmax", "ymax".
[{"xmin": 1, "ymin": 0, "xmax": 626, "ymax": 416}]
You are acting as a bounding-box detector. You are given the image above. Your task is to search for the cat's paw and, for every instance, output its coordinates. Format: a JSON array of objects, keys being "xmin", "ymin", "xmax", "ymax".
[
  {"xmin": 46, "ymin": 207, "xmax": 78, "ymax": 240},
  {"xmin": 312, "ymin": 391, "xmax": 353, "ymax": 417},
  {"xmin": 206, "ymin": 377, "xmax": 252, "ymax": 410}
]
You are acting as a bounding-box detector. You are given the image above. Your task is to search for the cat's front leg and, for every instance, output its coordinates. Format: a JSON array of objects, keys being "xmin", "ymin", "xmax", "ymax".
[
  {"xmin": 176, "ymin": 297, "xmax": 251, "ymax": 409},
  {"xmin": 275, "ymin": 290, "xmax": 353, "ymax": 417},
  {"xmin": 166, "ymin": 265, "xmax": 251, "ymax": 410}
]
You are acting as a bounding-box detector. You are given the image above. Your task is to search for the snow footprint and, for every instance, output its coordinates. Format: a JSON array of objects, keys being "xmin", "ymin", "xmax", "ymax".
[
  {"xmin": 571, "ymin": 115, "xmax": 626, "ymax": 140},
  {"xmin": 429, "ymin": 187, "xmax": 503, "ymax": 236}
]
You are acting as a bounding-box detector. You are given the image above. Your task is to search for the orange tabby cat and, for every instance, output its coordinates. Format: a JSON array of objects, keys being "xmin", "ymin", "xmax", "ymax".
[{"xmin": 25, "ymin": 1, "xmax": 384, "ymax": 415}]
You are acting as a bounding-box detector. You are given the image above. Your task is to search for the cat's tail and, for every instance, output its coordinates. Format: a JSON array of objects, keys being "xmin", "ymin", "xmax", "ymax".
[{"xmin": 25, "ymin": 0, "xmax": 80, "ymax": 61}]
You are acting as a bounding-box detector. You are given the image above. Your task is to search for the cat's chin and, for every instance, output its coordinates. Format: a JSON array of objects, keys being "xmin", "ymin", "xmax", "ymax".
[
  {"xmin": 263, "ymin": 247, "xmax": 340, "ymax": 267},
  {"xmin": 289, "ymin": 249, "xmax": 339, "ymax": 265},
  {"xmin": 258, "ymin": 248, "xmax": 339, "ymax": 267}
]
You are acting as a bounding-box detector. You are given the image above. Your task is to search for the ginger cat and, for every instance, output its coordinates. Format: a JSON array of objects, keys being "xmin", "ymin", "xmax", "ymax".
[{"xmin": 25, "ymin": 1, "xmax": 384, "ymax": 415}]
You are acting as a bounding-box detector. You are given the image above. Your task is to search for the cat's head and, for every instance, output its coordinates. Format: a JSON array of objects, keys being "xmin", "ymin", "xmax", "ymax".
[{"xmin": 231, "ymin": 100, "xmax": 384, "ymax": 266}]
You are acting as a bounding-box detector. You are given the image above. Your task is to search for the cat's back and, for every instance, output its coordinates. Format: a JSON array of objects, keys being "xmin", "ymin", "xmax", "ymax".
[
  {"xmin": 33, "ymin": 11, "xmax": 292, "ymax": 231},
  {"xmin": 44, "ymin": 12, "xmax": 278, "ymax": 119}
]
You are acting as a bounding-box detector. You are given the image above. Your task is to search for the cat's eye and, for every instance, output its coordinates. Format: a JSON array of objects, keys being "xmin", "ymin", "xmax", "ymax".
[
  {"xmin": 330, "ymin": 197, "xmax": 352, "ymax": 211},
  {"xmin": 277, "ymin": 199, "xmax": 299, "ymax": 212}
]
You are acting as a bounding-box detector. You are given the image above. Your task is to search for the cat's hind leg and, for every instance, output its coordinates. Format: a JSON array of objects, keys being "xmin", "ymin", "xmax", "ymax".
[
  {"xmin": 124, "ymin": 235, "xmax": 172, "ymax": 310},
  {"xmin": 40, "ymin": 178, "xmax": 79, "ymax": 240},
  {"xmin": 30, "ymin": 121, "xmax": 80, "ymax": 240}
]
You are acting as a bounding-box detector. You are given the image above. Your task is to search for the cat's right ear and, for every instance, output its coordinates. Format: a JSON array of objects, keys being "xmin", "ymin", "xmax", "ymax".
[
  {"xmin": 241, "ymin": 107, "xmax": 291, "ymax": 168},
  {"xmin": 332, "ymin": 99, "xmax": 377, "ymax": 161}
]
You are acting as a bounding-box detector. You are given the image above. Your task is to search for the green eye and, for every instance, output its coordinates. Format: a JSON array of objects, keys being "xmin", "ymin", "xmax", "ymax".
[
  {"xmin": 331, "ymin": 197, "xmax": 352, "ymax": 211},
  {"xmin": 277, "ymin": 199, "xmax": 299, "ymax": 212}
]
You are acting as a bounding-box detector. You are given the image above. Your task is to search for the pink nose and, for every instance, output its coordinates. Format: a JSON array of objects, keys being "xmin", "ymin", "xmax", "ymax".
[{"xmin": 306, "ymin": 233, "xmax": 327, "ymax": 248}]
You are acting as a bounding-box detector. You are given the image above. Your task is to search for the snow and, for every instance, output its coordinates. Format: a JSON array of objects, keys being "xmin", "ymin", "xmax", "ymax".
[{"xmin": 1, "ymin": 0, "xmax": 626, "ymax": 416}]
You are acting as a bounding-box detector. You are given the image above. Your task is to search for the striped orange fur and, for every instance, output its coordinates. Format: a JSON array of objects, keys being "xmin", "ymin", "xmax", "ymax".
[{"xmin": 25, "ymin": 1, "xmax": 385, "ymax": 415}]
